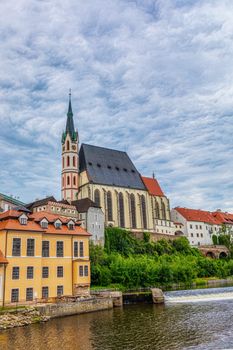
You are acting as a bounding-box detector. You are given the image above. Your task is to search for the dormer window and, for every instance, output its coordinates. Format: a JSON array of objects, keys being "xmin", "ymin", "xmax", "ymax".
[
  {"xmin": 68, "ymin": 221, "xmax": 75, "ymax": 230},
  {"xmin": 40, "ymin": 219, "xmax": 48, "ymax": 229},
  {"xmin": 55, "ymin": 220, "xmax": 62, "ymax": 229},
  {"xmin": 19, "ymin": 214, "xmax": 28, "ymax": 225}
]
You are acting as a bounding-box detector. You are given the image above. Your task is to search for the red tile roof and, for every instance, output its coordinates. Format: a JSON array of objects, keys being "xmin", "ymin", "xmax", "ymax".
[
  {"xmin": 141, "ymin": 176, "xmax": 164, "ymax": 197},
  {"xmin": 212, "ymin": 211, "xmax": 233, "ymax": 225},
  {"xmin": 0, "ymin": 211, "xmax": 91, "ymax": 236},
  {"xmin": 175, "ymin": 207, "xmax": 221, "ymax": 225}
]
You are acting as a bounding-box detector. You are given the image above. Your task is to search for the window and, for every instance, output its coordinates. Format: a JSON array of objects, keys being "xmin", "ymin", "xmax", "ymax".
[
  {"xmin": 155, "ymin": 201, "xmax": 160, "ymax": 219},
  {"xmin": 201, "ymin": 233, "xmax": 203, "ymax": 237},
  {"xmin": 94, "ymin": 189, "xmax": 100, "ymax": 206},
  {"xmin": 12, "ymin": 267, "xmax": 19, "ymax": 280},
  {"xmin": 73, "ymin": 176, "xmax": 76, "ymax": 186},
  {"xmin": 41, "ymin": 220, "xmax": 48, "ymax": 229},
  {"xmin": 56, "ymin": 241, "xmax": 64, "ymax": 257},
  {"xmin": 107, "ymin": 191, "xmax": 113, "ymax": 221},
  {"xmin": 79, "ymin": 242, "xmax": 84, "ymax": 257},
  {"xmin": 67, "ymin": 176, "xmax": 70, "ymax": 186},
  {"xmin": 42, "ymin": 287, "xmax": 49, "ymax": 299},
  {"xmin": 12, "ymin": 238, "xmax": 21, "ymax": 256},
  {"xmin": 67, "ymin": 156, "xmax": 70, "ymax": 167},
  {"xmin": 119, "ymin": 193, "xmax": 125, "ymax": 228},
  {"xmin": 190, "ymin": 224, "xmax": 193, "ymax": 229},
  {"xmin": 161, "ymin": 202, "xmax": 166, "ymax": 220},
  {"xmin": 197, "ymin": 233, "xmax": 199, "ymax": 237},
  {"xmin": 42, "ymin": 241, "xmax": 50, "ymax": 257},
  {"xmin": 79, "ymin": 266, "xmax": 84, "ymax": 276},
  {"xmin": 27, "ymin": 266, "xmax": 34, "ymax": 279},
  {"xmin": 27, "ymin": 239, "xmax": 35, "ymax": 256},
  {"xmin": 11, "ymin": 289, "xmax": 19, "ymax": 302},
  {"xmin": 84, "ymin": 265, "xmax": 88, "ymax": 276},
  {"xmin": 26, "ymin": 288, "xmax": 33, "ymax": 301},
  {"xmin": 196, "ymin": 225, "xmax": 198, "ymax": 229},
  {"xmin": 57, "ymin": 285, "xmax": 63, "ymax": 296},
  {"xmin": 42, "ymin": 267, "xmax": 49, "ymax": 278},
  {"xmin": 74, "ymin": 241, "xmax": 78, "ymax": 257},
  {"xmin": 57, "ymin": 266, "xmax": 63, "ymax": 277},
  {"xmin": 73, "ymin": 156, "xmax": 76, "ymax": 167},
  {"xmin": 199, "ymin": 225, "xmax": 202, "ymax": 229},
  {"xmin": 130, "ymin": 194, "xmax": 136, "ymax": 229},
  {"xmin": 55, "ymin": 220, "xmax": 61, "ymax": 229},
  {"xmin": 141, "ymin": 195, "xmax": 147, "ymax": 229},
  {"xmin": 191, "ymin": 233, "xmax": 193, "ymax": 237},
  {"xmin": 66, "ymin": 140, "xmax": 70, "ymax": 151},
  {"xmin": 68, "ymin": 222, "xmax": 74, "ymax": 230},
  {"xmin": 19, "ymin": 216, "xmax": 27, "ymax": 225}
]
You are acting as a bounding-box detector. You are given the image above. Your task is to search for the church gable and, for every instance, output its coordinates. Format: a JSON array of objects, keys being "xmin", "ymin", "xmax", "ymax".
[{"xmin": 79, "ymin": 144, "xmax": 146, "ymax": 190}]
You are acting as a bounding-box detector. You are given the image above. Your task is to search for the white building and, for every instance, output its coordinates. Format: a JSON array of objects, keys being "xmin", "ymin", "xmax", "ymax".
[{"xmin": 171, "ymin": 207, "xmax": 221, "ymax": 246}]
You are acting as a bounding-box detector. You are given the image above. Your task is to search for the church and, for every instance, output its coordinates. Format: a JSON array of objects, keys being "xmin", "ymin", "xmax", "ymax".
[{"xmin": 61, "ymin": 93, "xmax": 175, "ymax": 238}]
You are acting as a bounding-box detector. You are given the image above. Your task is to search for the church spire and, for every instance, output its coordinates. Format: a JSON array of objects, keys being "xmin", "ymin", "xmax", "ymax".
[{"xmin": 62, "ymin": 90, "xmax": 78, "ymax": 144}]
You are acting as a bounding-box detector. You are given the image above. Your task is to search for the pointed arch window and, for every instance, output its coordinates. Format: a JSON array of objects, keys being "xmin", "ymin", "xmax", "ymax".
[
  {"xmin": 62, "ymin": 176, "xmax": 65, "ymax": 187},
  {"xmin": 155, "ymin": 200, "xmax": 160, "ymax": 219},
  {"xmin": 67, "ymin": 176, "xmax": 70, "ymax": 186},
  {"xmin": 107, "ymin": 191, "xmax": 113, "ymax": 221},
  {"xmin": 73, "ymin": 176, "xmax": 76, "ymax": 186},
  {"xmin": 119, "ymin": 192, "xmax": 125, "ymax": 228},
  {"xmin": 73, "ymin": 156, "xmax": 76, "ymax": 167},
  {"xmin": 94, "ymin": 189, "xmax": 100, "ymax": 207},
  {"xmin": 62, "ymin": 157, "xmax": 64, "ymax": 168},
  {"xmin": 141, "ymin": 195, "xmax": 147, "ymax": 229},
  {"xmin": 161, "ymin": 201, "xmax": 166, "ymax": 220},
  {"xmin": 130, "ymin": 194, "xmax": 136, "ymax": 229},
  {"xmin": 67, "ymin": 140, "xmax": 70, "ymax": 151},
  {"xmin": 67, "ymin": 156, "xmax": 70, "ymax": 167}
]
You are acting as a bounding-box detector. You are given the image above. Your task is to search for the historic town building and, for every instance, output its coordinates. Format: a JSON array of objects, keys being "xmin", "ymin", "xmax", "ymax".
[
  {"xmin": 0, "ymin": 208, "xmax": 91, "ymax": 305},
  {"xmin": 61, "ymin": 94, "xmax": 174, "ymax": 237}
]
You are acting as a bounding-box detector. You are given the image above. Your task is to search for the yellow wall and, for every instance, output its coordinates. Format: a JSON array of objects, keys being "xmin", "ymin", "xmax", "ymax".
[{"xmin": 0, "ymin": 230, "xmax": 90, "ymax": 305}]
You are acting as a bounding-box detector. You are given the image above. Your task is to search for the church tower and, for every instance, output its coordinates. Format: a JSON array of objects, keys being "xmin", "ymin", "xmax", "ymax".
[{"xmin": 61, "ymin": 91, "xmax": 79, "ymax": 201}]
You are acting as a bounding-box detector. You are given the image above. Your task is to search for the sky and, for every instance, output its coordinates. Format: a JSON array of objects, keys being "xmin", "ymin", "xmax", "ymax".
[{"xmin": 0, "ymin": 0, "xmax": 232, "ymax": 211}]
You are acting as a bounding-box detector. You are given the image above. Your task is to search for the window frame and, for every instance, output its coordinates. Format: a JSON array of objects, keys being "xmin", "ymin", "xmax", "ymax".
[
  {"xmin": 56, "ymin": 241, "xmax": 64, "ymax": 257},
  {"xmin": 12, "ymin": 266, "xmax": 20, "ymax": 280},
  {"xmin": 27, "ymin": 266, "xmax": 34, "ymax": 279},
  {"xmin": 11, "ymin": 288, "xmax": 19, "ymax": 303},
  {"xmin": 27, "ymin": 238, "xmax": 35, "ymax": 257},
  {"xmin": 12, "ymin": 238, "xmax": 21, "ymax": 257}
]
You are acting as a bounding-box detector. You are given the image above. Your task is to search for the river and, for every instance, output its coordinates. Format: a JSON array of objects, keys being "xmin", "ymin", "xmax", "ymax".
[{"xmin": 1, "ymin": 286, "xmax": 233, "ymax": 350}]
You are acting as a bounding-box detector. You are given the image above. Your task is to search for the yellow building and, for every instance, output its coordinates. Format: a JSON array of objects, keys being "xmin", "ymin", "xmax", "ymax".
[{"xmin": 0, "ymin": 209, "xmax": 91, "ymax": 306}]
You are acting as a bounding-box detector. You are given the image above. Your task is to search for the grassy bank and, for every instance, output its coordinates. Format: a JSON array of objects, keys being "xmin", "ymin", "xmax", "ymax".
[{"xmin": 90, "ymin": 228, "xmax": 233, "ymax": 290}]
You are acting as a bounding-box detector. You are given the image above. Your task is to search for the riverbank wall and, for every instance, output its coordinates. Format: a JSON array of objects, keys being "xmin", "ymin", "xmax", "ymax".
[{"xmin": 37, "ymin": 297, "xmax": 113, "ymax": 318}]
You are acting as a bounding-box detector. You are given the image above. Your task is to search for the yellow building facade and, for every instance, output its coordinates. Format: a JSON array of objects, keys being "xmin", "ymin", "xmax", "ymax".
[{"xmin": 0, "ymin": 210, "xmax": 91, "ymax": 305}]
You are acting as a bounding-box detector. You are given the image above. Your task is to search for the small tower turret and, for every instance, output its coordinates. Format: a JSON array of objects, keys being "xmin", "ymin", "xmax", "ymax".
[{"xmin": 61, "ymin": 91, "xmax": 79, "ymax": 201}]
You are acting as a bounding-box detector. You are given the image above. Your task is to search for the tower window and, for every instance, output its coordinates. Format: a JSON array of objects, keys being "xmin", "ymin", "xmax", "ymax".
[
  {"xmin": 67, "ymin": 140, "xmax": 70, "ymax": 150},
  {"xmin": 62, "ymin": 157, "xmax": 64, "ymax": 168},
  {"xmin": 67, "ymin": 176, "xmax": 70, "ymax": 185},
  {"xmin": 73, "ymin": 156, "xmax": 76, "ymax": 167},
  {"xmin": 67, "ymin": 156, "xmax": 70, "ymax": 167},
  {"xmin": 73, "ymin": 176, "xmax": 76, "ymax": 186}
]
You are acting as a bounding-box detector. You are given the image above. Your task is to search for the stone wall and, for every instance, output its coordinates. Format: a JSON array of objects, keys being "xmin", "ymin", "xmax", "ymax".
[{"xmin": 37, "ymin": 297, "xmax": 113, "ymax": 318}]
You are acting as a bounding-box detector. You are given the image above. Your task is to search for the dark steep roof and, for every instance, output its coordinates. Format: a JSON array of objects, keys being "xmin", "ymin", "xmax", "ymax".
[
  {"xmin": 26, "ymin": 196, "xmax": 57, "ymax": 210},
  {"xmin": 72, "ymin": 198, "xmax": 100, "ymax": 213},
  {"xmin": 62, "ymin": 93, "xmax": 78, "ymax": 144},
  {"xmin": 79, "ymin": 144, "xmax": 146, "ymax": 190}
]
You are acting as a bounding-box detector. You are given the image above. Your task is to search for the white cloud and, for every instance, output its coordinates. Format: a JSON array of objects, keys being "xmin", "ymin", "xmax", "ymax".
[{"xmin": 0, "ymin": 0, "xmax": 232, "ymax": 212}]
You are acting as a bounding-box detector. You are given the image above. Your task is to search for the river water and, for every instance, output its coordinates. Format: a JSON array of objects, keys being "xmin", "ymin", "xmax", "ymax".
[{"xmin": 1, "ymin": 286, "xmax": 233, "ymax": 350}]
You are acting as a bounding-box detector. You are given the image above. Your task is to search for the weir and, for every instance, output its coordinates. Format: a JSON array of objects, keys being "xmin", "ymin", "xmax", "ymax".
[{"xmin": 164, "ymin": 286, "xmax": 233, "ymax": 303}]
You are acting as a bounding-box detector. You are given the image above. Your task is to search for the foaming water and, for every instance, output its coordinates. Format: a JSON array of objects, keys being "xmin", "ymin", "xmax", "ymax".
[
  {"xmin": 1, "ymin": 287, "xmax": 233, "ymax": 350},
  {"xmin": 165, "ymin": 286, "xmax": 233, "ymax": 303}
]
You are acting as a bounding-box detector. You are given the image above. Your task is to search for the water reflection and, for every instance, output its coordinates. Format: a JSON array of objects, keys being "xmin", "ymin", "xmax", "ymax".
[{"xmin": 1, "ymin": 299, "xmax": 233, "ymax": 349}]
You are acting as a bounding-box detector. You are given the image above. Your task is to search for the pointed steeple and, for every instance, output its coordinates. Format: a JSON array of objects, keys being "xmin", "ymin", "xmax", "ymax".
[{"xmin": 62, "ymin": 90, "xmax": 78, "ymax": 144}]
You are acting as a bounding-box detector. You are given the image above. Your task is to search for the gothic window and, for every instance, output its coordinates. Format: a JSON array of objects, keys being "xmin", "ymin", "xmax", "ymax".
[
  {"xmin": 161, "ymin": 201, "xmax": 166, "ymax": 220},
  {"xmin": 67, "ymin": 156, "xmax": 70, "ymax": 167},
  {"xmin": 62, "ymin": 157, "xmax": 64, "ymax": 168},
  {"xmin": 141, "ymin": 195, "xmax": 147, "ymax": 229},
  {"xmin": 119, "ymin": 192, "xmax": 125, "ymax": 228},
  {"xmin": 94, "ymin": 189, "xmax": 100, "ymax": 206},
  {"xmin": 155, "ymin": 200, "xmax": 160, "ymax": 219},
  {"xmin": 73, "ymin": 156, "xmax": 76, "ymax": 167},
  {"xmin": 62, "ymin": 176, "xmax": 65, "ymax": 187},
  {"xmin": 67, "ymin": 140, "xmax": 70, "ymax": 150},
  {"xmin": 73, "ymin": 176, "xmax": 76, "ymax": 186},
  {"xmin": 67, "ymin": 176, "xmax": 70, "ymax": 186},
  {"xmin": 107, "ymin": 191, "xmax": 113, "ymax": 221},
  {"xmin": 130, "ymin": 194, "xmax": 136, "ymax": 229}
]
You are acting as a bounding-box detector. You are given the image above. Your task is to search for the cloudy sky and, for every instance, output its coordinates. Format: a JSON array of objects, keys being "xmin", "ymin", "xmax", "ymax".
[{"xmin": 0, "ymin": 0, "xmax": 232, "ymax": 211}]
